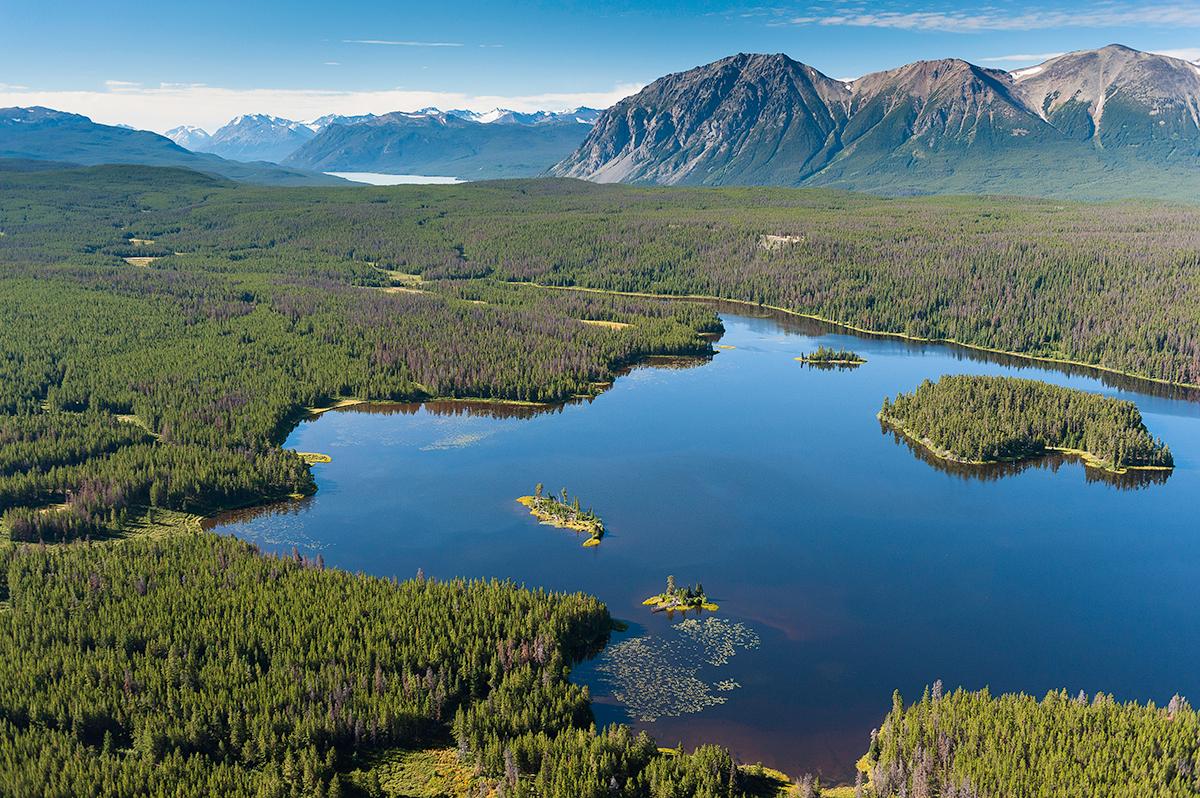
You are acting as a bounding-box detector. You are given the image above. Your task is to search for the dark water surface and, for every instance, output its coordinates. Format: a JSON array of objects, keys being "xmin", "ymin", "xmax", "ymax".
[{"xmin": 210, "ymin": 311, "xmax": 1200, "ymax": 781}]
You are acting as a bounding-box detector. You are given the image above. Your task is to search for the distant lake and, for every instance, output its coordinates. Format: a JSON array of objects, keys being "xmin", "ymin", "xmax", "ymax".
[
  {"xmin": 327, "ymin": 172, "xmax": 465, "ymax": 185},
  {"xmin": 209, "ymin": 310, "xmax": 1200, "ymax": 782}
]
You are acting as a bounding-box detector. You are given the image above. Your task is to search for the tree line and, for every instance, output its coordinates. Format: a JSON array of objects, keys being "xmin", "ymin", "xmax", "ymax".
[
  {"xmin": 0, "ymin": 534, "xmax": 765, "ymax": 797},
  {"xmin": 865, "ymin": 683, "xmax": 1200, "ymax": 798}
]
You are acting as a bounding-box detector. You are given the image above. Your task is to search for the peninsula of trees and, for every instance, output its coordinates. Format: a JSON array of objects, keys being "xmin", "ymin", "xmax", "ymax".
[
  {"xmin": 865, "ymin": 683, "xmax": 1200, "ymax": 798},
  {"xmin": 517, "ymin": 484, "xmax": 604, "ymax": 546},
  {"xmin": 880, "ymin": 375, "xmax": 1174, "ymax": 473},
  {"xmin": 796, "ymin": 346, "xmax": 866, "ymax": 366},
  {"xmin": 0, "ymin": 534, "xmax": 760, "ymax": 797},
  {"xmin": 642, "ymin": 575, "xmax": 718, "ymax": 612}
]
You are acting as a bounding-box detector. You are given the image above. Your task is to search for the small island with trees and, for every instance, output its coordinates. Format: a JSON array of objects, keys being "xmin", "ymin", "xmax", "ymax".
[
  {"xmin": 879, "ymin": 374, "xmax": 1175, "ymax": 474},
  {"xmin": 642, "ymin": 575, "xmax": 719, "ymax": 613},
  {"xmin": 795, "ymin": 346, "xmax": 866, "ymax": 367},
  {"xmin": 517, "ymin": 483, "xmax": 605, "ymax": 546}
]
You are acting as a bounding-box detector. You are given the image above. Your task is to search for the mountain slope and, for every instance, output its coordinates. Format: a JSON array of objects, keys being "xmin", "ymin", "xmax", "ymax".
[
  {"xmin": 553, "ymin": 46, "xmax": 1200, "ymax": 199},
  {"xmin": 555, "ymin": 53, "xmax": 850, "ymax": 185},
  {"xmin": 0, "ymin": 107, "xmax": 345, "ymax": 185},
  {"xmin": 283, "ymin": 112, "xmax": 592, "ymax": 179},
  {"xmin": 1014, "ymin": 44, "xmax": 1200, "ymax": 155}
]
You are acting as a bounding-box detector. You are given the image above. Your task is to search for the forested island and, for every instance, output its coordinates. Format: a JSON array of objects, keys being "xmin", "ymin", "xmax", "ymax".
[
  {"xmin": 517, "ymin": 484, "xmax": 604, "ymax": 546},
  {"xmin": 880, "ymin": 375, "xmax": 1174, "ymax": 473},
  {"xmin": 796, "ymin": 346, "xmax": 866, "ymax": 366},
  {"xmin": 642, "ymin": 575, "xmax": 718, "ymax": 612}
]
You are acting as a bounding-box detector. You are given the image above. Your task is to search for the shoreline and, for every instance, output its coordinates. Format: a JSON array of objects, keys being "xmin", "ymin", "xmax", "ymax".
[
  {"xmin": 641, "ymin": 593, "xmax": 720, "ymax": 613},
  {"xmin": 878, "ymin": 413, "xmax": 1174, "ymax": 476},
  {"xmin": 516, "ymin": 495, "xmax": 604, "ymax": 546},
  {"xmin": 518, "ymin": 282, "xmax": 1200, "ymax": 393}
]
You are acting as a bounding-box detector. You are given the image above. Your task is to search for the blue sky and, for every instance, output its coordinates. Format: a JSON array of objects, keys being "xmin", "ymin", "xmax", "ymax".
[{"xmin": 3, "ymin": 0, "xmax": 1200, "ymax": 131}]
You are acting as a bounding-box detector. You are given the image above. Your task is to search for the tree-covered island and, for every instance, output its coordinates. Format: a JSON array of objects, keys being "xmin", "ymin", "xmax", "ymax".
[
  {"xmin": 642, "ymin": 575, "xmax": 719, "ymax": 613},
  {"xmin": 795, "ymin": 346, "xmax": 866, "ymax": 366},
  {"xmin": 880, "ymin": 375, "xmax": 1174, "ymax": 474},
  {"xmin": 517, "ymin": 483, "xmax": 604, "ymax": 546}
]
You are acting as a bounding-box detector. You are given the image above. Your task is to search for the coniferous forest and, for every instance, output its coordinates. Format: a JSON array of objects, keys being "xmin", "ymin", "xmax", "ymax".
[
  {"xmin": 867, "ymin": 684, "xmax": 1200, "ymax": 798},
  {"xmin": 880, "ymin": 375, "xmax": 1174, "ymax": 471},
  {"xmin": 3, "ymin": 162, "xmax": 1200, "ymax": 796}
]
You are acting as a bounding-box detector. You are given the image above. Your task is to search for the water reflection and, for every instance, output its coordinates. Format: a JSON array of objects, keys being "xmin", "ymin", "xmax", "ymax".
[
  {"xmin": 211, "ymin": 311, "xmax": 1200, "ymax": 782},
  {"xmin": 709, "ymin": 300, "xmax": 1200, "ymax": 402},
  {"xmin": 881, "ymin": 424, "xmax": 1173, "ymax": 489}
]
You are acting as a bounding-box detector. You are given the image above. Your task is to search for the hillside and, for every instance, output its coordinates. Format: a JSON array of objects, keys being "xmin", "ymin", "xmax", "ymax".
[
  {"xmin": 284, "ymin": 111, "xmax": 593, "ymax": 179},
  {"xmin": 0, "ymin": 107, "xmax": 344, "ymax": 186}
]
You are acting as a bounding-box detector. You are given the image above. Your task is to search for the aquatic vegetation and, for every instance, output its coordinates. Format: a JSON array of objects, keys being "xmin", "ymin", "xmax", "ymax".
[
  {"xmin": 596, "ymin": 617, "xmax": 760, "ymax": 722},
  {"xmin": 419, "ymin": 431, "xmax": 491, "ymax": 451},
  {"xmin": 675, "ymin": 617, "xmax": 760, "ymax": 666}
]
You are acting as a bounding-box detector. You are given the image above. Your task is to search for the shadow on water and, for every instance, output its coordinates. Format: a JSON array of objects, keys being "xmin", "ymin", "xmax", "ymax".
[
  {"xmin": 883, "ymin": 423, "xmax": 1173, "ymax": 489},
  {"xmin": 303, "ymin": 356, "xmax": 713, "ymax": 423},
  {"xmin": 708, "ymin": 300, "xmax": 1200, "ymax": 402}
]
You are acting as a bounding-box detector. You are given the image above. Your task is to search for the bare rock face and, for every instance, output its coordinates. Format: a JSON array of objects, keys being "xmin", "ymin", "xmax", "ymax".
[
  {"xmin": 554, "ymin": 53, "xmax": 851, "ymax": 185},
  {"xmin": 1013, "ymin": 44, "xmax": 1200, "ymax": 151},
  {"xmin": 552, "ymin": 45, "xmax": 1200, "ymax": 198}
]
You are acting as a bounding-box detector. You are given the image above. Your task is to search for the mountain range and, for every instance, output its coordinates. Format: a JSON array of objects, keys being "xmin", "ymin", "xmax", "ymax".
[
  {"xmin": 166, "ymin": 107, "xmax": 602, "ymax": 172},
  {"xmin": 0, "ymin": 107, "xmax": 344, "ymax": 185},
  {"xmin": 281, "ymin": 109, "xmax": 599, "ymax": 179},
  {"xmin": 552, "ymin": 44, "xmax": 1200, "ymax": 200},
  {"xmin": 8, "ymin": 45, "xmax": 1200, "ymax": 198}
]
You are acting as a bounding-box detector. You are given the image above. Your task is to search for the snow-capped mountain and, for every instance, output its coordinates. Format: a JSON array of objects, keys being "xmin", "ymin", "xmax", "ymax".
[
  {"xmin": 166, "ymin": 106, "xmax": 604, "ymax": 167},
  {"xmin": 283, "ymin": 109, "xmax": 596, "ymax": 179},
  {"xmin": 306, "ymin": 113, "xmax": 377, "ymax": 131},
  {"xmin": 200, "ymin": 114, "xmax": 317, "ymax": 163},
  {"xmin": 165, "ymin": 125, "xmax": 212, "ymax": 151}
]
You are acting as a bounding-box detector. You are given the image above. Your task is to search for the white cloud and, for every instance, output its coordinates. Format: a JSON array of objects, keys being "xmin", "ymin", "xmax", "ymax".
[
  {"xmin": 978, "ymin": 52, "xmax": 1065, "ymax": 63},
  {"xmin": 788, "ymin": 3, "xmax": 1200, "ymax": 32},
  {"xmin": 0, "ymin": 82, "xmax": 641, "ymax": 133},
  {"xmin": 343, "ymin": 39, "xmax": 463, "ymax": 47},
  {"xmin": 1153, "ymin": 47, "xmax": 1200, "ymax": 61}
]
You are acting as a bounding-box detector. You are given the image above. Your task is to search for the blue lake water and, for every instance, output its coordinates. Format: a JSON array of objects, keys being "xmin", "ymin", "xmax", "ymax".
[{"xmin": 210, "ymin": 310, "xmax": 1200, "ymax": 781}]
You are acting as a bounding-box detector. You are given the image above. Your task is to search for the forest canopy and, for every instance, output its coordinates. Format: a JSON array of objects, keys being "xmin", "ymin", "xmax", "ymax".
[
  {"xmin": 880, "ymin": 375, "xmax": 1173, "ymax": 472},
  {"xmin": 866, "ymin": 684, "xmax": 1200, "ymax": 798}
]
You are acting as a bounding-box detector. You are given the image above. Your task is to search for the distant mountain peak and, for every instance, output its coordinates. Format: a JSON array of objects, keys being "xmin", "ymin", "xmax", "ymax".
[{"xmin": 165, "ymin": 125, "xmax": 213, "ymax": 151}]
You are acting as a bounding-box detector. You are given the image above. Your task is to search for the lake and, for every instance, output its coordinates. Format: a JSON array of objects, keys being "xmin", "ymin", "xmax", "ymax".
[
  {"xmin": 326, "ymin": 172, "xmax": 465, "ymax": 185},
  {"xmin": 208, "ymin": 309, "xmax": 1200, "ymax": 782}
]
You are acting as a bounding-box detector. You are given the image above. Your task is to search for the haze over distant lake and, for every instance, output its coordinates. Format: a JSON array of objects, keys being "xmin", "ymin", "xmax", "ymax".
[
  {"xmin": 328, "ymin": 172, "xmax": 465, "ymax": 185},
  {"xmin": 211, "ymin": 310, "xmax": 1200, "ymax": 781}
]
